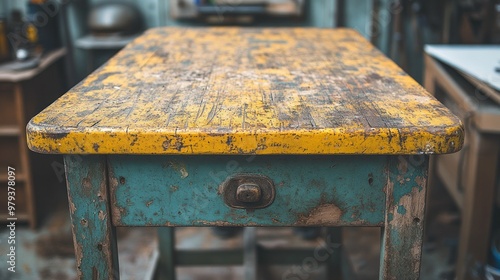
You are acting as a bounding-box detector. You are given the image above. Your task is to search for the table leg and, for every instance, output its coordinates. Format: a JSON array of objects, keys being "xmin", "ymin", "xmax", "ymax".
[
  {"xmin": 380, "ymin": 156, "xmax": 428, "ymax": 280},
  {"xmin": 326, "ymin": 227, "xmax": 342, "ymax": 279},
  {"xmin": 157, "ymin": 227, "xmax": 177, "ymax": 280},
  {"xmin": 64, "ymin": 155, "xmax": 119, "ymax": 279},
  {"xmin": 244, "ymin": 227, "xmax": 258, "ymax": 280}
]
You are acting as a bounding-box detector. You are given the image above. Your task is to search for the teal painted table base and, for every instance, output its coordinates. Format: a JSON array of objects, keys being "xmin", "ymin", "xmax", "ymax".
[
  {"xmin": 156, "ymin": 227, "xmax": 341, "ymax": 279},
  {"xmin": 63, "ymin": 154, "xmax": 428, "ymax": 279}
]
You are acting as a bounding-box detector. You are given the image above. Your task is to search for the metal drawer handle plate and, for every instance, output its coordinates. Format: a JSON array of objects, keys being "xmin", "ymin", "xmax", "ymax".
[{"xmin": 221, "ymin": 174, "xmax": 275, "ymax": 209}]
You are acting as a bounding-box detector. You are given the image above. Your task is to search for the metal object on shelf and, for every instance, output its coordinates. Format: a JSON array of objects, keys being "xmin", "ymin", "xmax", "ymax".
[{"xmin": 88, "ymin": 2, "xmax": 143, "ymax": 36}]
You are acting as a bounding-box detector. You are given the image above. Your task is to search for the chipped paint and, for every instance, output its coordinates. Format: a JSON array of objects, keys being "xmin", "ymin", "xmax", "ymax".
[
  {"xmin": 168, "ymin": 161, "xmax": 189, "ymax": 179},
  {"xmin": 98, "ymin": 210, "xmax": 106, "ymax": 221},
  {"xmin": 381, "ymin": 156, "xmax": 428, "ymax": 279},
  {"xmin": 297, "ymin": 204, "xmax": 342, "ymax": 225},
  {"xmin": 108, "ymin": 175, "xmax": 124, "ymax": 225},
  {"xmin": 64, "ymin": 156, "xmax": 119, "ymax": 279},
  {"xmin": 26, "ymin": 28, "xmax": 463, "ymax": 156},
  {"xmin": 68, "ymin": 200, "xmax": 76, "ymax": 215}
]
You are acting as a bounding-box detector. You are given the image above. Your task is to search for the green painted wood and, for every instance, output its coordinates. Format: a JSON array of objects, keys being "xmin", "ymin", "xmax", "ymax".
[
  {"xmin": 64, "ymin": 155, "xmax": 119, "ymax": 279},
  {"xmin": 161, "ymin": 247, "xmax": 335, "ymax": 266},
  {"xmin": 380, "ymin": 155, "xmax": 428, "ymax": 280},
  {"xmin": 244, "ymin": 227, "xmax": 257, "ymax": 280},
  {"xmin": 175, "ymin": 249, "xmax": 242, "ymax": 266},
  {"xmin": 326, "ymin": 227, "xmax": 342, "ymax": 279},
  {"xmin": 108, "ymin": 155, "xmax": 388, "ymax": 227},
  {"xmin": 157, "ymin": 227, "xmax": 176, "ymax": 280}
]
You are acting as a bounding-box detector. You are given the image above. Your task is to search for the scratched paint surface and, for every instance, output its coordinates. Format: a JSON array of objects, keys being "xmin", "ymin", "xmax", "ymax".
[
  {"xmin": 27, "ymin": 28, "xmax": 463, "ymax": 155},
  {"xmin": 65, "ymin": 156, "xmax": 119, "ymax": 279},
  {"xmin": 380, "ymin": 156, "xmax": 428, "ymax": 279},
  {"xmin": 109, "ymin": 155, "xmax": 387, "ymax": 226}
]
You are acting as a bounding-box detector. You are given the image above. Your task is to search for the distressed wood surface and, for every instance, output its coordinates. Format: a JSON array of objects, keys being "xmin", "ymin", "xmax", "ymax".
[
  {"xmin": 64, "ymin": 155, "xmax": 119, "ymax": 279},
  {"xmin": 27, "ymin": 27, "xmax": 463, "ymax": 155},
  {"xmin": 380, "ymin": 155, "xmax": 428, "ymax": 280}
]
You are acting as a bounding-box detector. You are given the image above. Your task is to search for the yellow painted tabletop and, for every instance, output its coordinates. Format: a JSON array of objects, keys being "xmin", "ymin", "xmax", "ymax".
[{"xmin": 27, "ymin": 27, "xmax": 463, "ymax": 155}]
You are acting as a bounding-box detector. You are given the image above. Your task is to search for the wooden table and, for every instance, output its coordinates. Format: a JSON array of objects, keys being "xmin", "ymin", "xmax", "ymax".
[
  {"xmin": 424, "ymin": 53, "xmax": 500, "ymax": 280},
  {"xmin": 27, "ymin": 28, "xmax": 463, "ymax": 279}
]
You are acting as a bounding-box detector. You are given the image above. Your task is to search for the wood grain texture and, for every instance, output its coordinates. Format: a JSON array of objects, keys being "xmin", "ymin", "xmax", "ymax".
[
  {"xmin": 64, "ymin": 155, "xmax": 119, "ymax": 279},
  {"xmin": 381, "ymin": 155, "xmax": 428, "ymax": 280},
  {"xmin": 27, "ymin": 28, "xmax": 463, "ymax": 155}
]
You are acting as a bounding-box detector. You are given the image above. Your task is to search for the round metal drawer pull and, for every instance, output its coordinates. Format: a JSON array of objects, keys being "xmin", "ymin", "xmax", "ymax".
[
  {"xmin": 221, "ymin": 174, "xmax": 275, "ymax": 209},
  {"xmin": 236, "ymin": 183, "xmax": 262, "ymax": 203}
]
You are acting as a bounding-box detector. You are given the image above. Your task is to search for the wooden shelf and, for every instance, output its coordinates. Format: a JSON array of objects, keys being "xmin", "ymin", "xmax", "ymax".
[
  {"xmin": 0, "ymin": 126, "xmax": 21, "ymax": 136},
  {"xmin": 0, "ymin": 48, "xmax": 66, "ymax": 229},
  {"xmin": 0, "ymin": 49, "xmax": 66, "ymax": 83}
]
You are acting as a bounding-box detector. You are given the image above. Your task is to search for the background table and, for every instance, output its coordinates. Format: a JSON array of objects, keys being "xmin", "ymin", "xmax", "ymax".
[{"xmin": 424, "ymin": 53, "xmax": 500, "ymax": 280}]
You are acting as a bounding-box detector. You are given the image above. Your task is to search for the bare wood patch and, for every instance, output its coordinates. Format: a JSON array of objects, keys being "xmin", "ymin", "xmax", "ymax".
[{"xmin": 297, "ymin": 203, "xmax": 343, "ymax": 225}]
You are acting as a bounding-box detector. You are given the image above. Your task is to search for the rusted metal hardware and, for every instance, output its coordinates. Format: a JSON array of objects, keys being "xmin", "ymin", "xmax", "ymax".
[
  {"xmin": 221, "ymin": 174, "xmax": 275, "ymax": 209},
  {"xmin": 236, "ymin": 183, "xmax": 262, "ymax": 203}
]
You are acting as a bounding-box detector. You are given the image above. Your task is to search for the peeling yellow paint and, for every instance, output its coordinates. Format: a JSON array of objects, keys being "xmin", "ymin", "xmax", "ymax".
[{"xmin": 26, "ymin": 28, "xmax": 463, "ymax": 155}]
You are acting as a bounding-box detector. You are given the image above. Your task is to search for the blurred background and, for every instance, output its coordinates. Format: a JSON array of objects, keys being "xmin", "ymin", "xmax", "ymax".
[{"xmin": 0, "ymin": 0, "xmax": 499, "ymax": 279}]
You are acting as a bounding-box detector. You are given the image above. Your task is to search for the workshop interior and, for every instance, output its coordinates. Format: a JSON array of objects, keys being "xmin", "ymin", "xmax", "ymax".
[{"xmin": 0, "ymin": 0, "xmax": 499, "ymax": 279}]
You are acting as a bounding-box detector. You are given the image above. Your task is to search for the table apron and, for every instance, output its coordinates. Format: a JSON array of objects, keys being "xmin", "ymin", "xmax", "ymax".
[{"xmin": 107, "ymin": 155, "xmax": 393, "ymax": 227}]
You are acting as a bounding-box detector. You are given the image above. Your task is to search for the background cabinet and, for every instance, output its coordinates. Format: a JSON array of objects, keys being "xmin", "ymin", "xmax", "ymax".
[{"xmin": 0, "ymin": 49, "xmax": 66, "ymax": 228}]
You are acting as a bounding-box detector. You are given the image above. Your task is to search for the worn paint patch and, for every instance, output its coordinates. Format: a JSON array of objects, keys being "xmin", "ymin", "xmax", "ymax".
[
  {"xmin": 65, "ymin": 156, "xmax": 119, "ymax": 279},
  {"xmin": 75, "ymin": 243, "xmax": 83, "ymax": 279},
  {"xmin": 82, "ymin": 177, "xmax": 91, "ymax": 194},
  {"xmin": 415, "ymin": 176, "xmax": 426, "ymax": 191},
  {"xmin": 69, "ymin": 200, "xmax": 76, "ymax": 215},
  {"xmin": 297, "ymin": 204, "xmax": 343, "ymax": 225},
  {"xmin": 98, "ymin": 210, "xmax": 106, "ymax": 221},
  {"xmin": 381, "ymin": 156, "xmax": 428, "ymax": 279},
  {"xmin": 392, "ymin": 187, "xmax": 425, "ymax": 223},
  {"xmin": 167, "ymin": 161, "xmax": 189, "ymax": 179},
  {"xmin": 80, "ymin": 219, "xmax": 88, "ymax": 227}
]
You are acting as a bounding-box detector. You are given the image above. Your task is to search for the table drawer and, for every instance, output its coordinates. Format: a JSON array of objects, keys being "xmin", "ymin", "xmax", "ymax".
[{"xmin": 108, "ymin": 155, "xmax": 388, "ymax": 227}]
